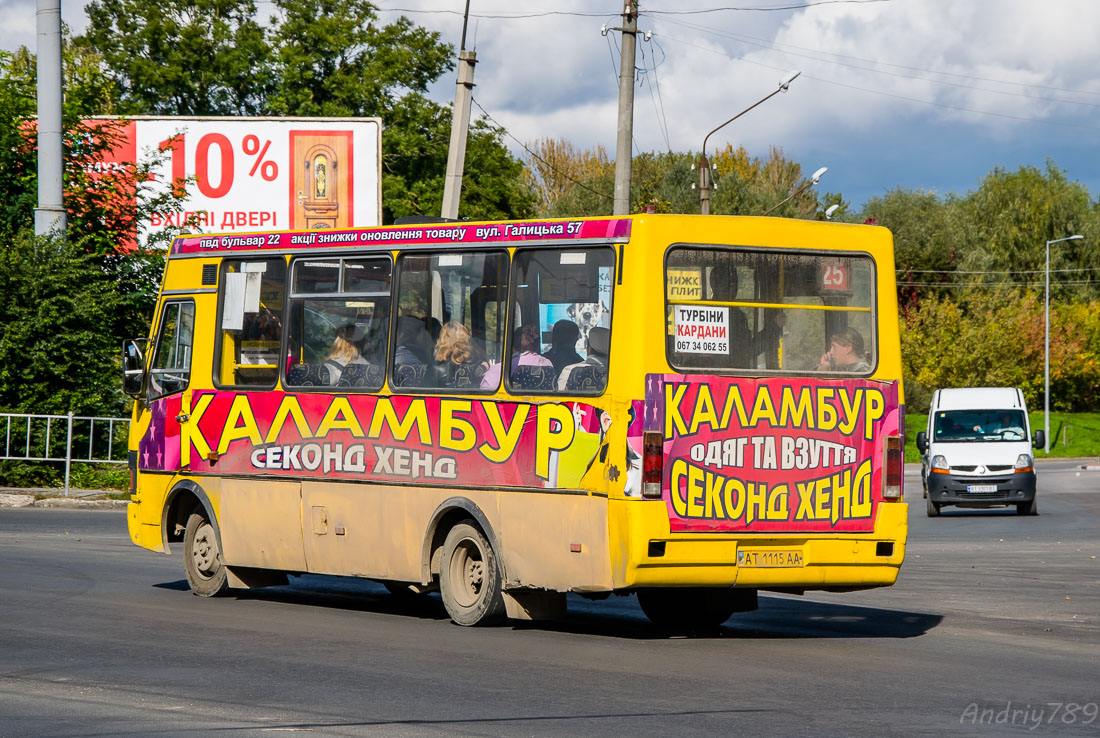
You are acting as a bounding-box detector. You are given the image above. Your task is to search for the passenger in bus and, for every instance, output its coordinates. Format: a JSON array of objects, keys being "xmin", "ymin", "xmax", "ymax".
[
  {"xmin": 541, "ymin": 319, "xmax": 583, "ymax": 377},
  {"xmin": 481, "ymin": 325, "xmax": 553, "ymax": 389},
  {"xmin": 557, "ymin": 326, "xmax": 609, "ymax": 391},
  {"xmin": 815, "ymin": 327, "xmax": 871, "ymax": 373},
  {"xmin": 433, "ymin": 322, "xmax": 488, "ymax": 387},
  {"xmin": 323, "ymin": 324, "xmax": 369, "ymax": 385},
  {"xmin": 392, "ymin": 316, "xmax": 431, "ymax": 386}
]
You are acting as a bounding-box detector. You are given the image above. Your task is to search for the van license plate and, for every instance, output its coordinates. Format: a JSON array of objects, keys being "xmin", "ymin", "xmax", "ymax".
[
  {"xmin": 739, "ymin": 549, "xmax": 804, "ymax": 568},
  {"xmin": 967, "ymin": 484, "xmax": 998, "ymax": 493}
]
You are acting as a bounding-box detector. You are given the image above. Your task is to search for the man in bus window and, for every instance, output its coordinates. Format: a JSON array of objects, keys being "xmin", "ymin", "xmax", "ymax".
[{"xmin": 815, "ymin": 327, "xmax": 870, "ymax": 373}]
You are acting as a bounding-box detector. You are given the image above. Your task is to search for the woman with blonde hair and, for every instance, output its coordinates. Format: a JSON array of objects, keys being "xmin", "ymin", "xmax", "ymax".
[
  {"xmin": 324, "ymin": 324, "xmax": 368, "ymax": 385},
  {"xmin": 433, "ymin": 322, "xmax": 487, "ymax": 387},
  {"xmin": 434, "ymin": 321, "xmax": 474, "ymax": 365}
]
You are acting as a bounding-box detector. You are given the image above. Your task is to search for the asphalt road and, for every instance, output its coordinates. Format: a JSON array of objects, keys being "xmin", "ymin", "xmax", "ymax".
[{"xmin": 0, "ymin": 462, "xmax": 1097, "ymax": 737}]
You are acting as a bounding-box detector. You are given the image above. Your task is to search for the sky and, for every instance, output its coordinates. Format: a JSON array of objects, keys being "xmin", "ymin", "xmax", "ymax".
[{"xmin": 2, "ymin": 0, "xmax": 1099, "ymax": 210}]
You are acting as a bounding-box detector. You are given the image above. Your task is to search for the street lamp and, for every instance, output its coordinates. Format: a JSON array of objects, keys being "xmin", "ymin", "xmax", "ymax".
[
  {"xmin": 1044, "ymin": 234, "xmax": 1084, "ymax": 453},
  {"xmin": 762, "ymin": 166, "xmax": 827, "ymax": 216},
  {"xmin": 698, "ymin": 71, "xmax": 800, "ymax": 215}
]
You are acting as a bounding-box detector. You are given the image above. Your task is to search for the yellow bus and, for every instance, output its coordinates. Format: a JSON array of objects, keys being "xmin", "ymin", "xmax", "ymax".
[{"xmin": 123, "ymin": 214, "xmax": 906, "ymax": 629}]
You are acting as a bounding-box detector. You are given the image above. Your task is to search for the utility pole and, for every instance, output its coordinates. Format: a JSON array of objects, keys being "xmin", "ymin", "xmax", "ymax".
[
  {"xmin": 35, "ymin": 0, "xmax": 66, "ymax": 235},
  {"xmin": 441, "ymin": 0, "xmax": 476, "ymax": 220},
  {"xmin": 612, "ymin": 0, "xmax": 638, "ymax": 216}
]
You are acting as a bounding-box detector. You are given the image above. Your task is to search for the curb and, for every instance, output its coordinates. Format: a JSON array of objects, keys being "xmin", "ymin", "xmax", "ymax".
[{"xmin": 0, "ymin": 493, "xmax": 127, "ymax": 510}]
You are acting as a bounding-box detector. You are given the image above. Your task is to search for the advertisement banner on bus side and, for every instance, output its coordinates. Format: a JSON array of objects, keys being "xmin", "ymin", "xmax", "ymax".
[
  {"xmin": 645, "ymin": 374, "xmax": 900, "ymax": 533},
  {"xmin": 138, "ymin": 390, "xmax": 615, "ymax": 491}
]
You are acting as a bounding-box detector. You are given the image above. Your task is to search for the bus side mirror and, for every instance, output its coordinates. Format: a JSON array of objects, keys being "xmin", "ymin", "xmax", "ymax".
[
  {"xmin": 1032, "ymin": 430, "xmax": 1045, "ymax": 450},
  {"xmin": 915, "ymin": 431, "xmax": 928, "ymax": 454},
  {"xmin": 122, "ymin": 338, "xmax": 147, "ymax": 398}
]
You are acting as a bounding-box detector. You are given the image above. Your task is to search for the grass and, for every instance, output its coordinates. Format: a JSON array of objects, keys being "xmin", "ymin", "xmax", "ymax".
[{"xmin": 904, "ymin": 412, "xmax": 1100, "ymax": 463}]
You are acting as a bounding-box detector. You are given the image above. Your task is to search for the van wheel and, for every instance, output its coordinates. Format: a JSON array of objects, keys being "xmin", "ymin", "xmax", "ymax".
[
  {"xmin": 1017, "ymin": 498, "xmax": 1038, "ymax": 516},
  {"xmin": 637, "ymin": 588, "xmax": 753, "ymax": 632},
  {"xmin": 439, "ymin": 522, "xmax": 506, "ymax": 626},
  {"xmin": 183, "ymin": 512, "xmax": 229, "ymax": 597},
  {"xmin": 926, "ymin": 497, "xmax": 941, "ymax": 517}
]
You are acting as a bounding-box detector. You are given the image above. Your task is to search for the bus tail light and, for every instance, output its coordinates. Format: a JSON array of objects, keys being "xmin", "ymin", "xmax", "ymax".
[
  {"xmin": 883, "ymin": 435, "xmax": 903, "ymax": 500},
  {"xmin": 642, "ymin": 431, "xmax": 663, "ymax": 499}
]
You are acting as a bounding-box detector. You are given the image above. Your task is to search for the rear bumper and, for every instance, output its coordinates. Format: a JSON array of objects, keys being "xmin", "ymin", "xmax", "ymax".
[
  {"xmin": 926, "ymin": 471, "xmax": 1035, "ymax": 507},
  {"xmin": 609, "ymin": 498, "xmax": 908, "ymax": 591}
]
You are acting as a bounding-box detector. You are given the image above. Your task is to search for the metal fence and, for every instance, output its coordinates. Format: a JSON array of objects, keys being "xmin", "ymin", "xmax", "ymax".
[{"xmin": 0, "ymin": 412, "xmax": 130, "ymax": 495}]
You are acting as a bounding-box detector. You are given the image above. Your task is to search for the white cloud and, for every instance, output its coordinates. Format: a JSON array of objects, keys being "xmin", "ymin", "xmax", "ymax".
[{"xmin": 3, "ymin": 0, "xmax": 1100, "ymax": 205}]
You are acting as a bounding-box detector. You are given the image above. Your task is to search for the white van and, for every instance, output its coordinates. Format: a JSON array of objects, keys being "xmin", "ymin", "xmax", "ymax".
[{"xmin": 916, "ymin": 387, "xmax": 1044, "ymax": 517}]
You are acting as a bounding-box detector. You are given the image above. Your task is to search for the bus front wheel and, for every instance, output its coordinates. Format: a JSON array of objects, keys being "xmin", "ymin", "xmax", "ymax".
[
  {"xmin": 183, "ymin": 512, "xmax": 229, "ymax": 597},
  {"xmin": 439, "ymin": 522, "xmax": 505, "ymax": 626},
  {"xmin": 637, "ymin": 587, "xmax": 752, "ymax": 632}
]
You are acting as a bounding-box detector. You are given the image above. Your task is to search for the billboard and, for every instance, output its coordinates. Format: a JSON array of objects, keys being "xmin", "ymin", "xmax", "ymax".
[{"xmin": 94, "ymin": 117, "xmax": 382, "ymax": 242}]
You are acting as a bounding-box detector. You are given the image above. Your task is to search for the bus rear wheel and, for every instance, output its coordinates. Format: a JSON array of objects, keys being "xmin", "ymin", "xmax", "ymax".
[
  {"xmin": 439, "ymin": 522, "xmax": 506, "ymax": 626},
  {"xmin": 637, "ymin": 587, "xmax": 752, "ymax": 632},
  {"xmin": 183, "ymin": 512, "xmax": 229, "ymax": 597}
]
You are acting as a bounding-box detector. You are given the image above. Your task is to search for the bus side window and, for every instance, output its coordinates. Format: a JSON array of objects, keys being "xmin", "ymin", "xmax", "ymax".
[
  {"xmin": 392, "ymin": 251, "xmax": 507, "ymax": 392},
  {"xmin": 216, "ymin": 258, "xmax": 287, "ymax": 388},
  {"xmin": 148, "ymin": 300, "xmax": 195, "ymax": 400},
  {"xmin": 284, "ymin": 256, "xmax": 391, "ymax": 391},
  {"xmin": 507, "ymin": 248, "xmax": 615, "ymax": 395}
]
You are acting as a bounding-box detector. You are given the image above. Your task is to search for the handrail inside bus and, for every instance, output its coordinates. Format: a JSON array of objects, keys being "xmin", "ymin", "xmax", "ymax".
[{"xmin": 671, "ymin": 299, "xmax": 872, "ymax": 313}]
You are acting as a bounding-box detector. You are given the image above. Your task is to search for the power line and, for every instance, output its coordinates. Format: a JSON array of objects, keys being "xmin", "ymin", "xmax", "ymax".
[
  {"xmin": 656, "ymin": 16, "xmax": 1100, "ymax": 111},
  {"xmin": 649, "ymin": 13, "xmax": 1100, "ymax": 99},
  {"xmin": 471, "ymin": 98, "xmax": 613, "ymax": 203},
  {"xmin": 646, "ymin": 0, "xmax": 893, "ymax": 12},
  {"xmin": 654, "ymin": 30, "xmax": 1100, "ymax": 132},
  {"xmin": 898, "ymin": 280, "xmax": 1097, "ymax": 287},
  {"xmin": 898, "ymin": 268, "xmax": 1100, "ymax": 275}
]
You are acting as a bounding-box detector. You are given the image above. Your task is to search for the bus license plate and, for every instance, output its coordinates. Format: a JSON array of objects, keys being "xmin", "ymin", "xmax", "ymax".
[
  {"xmin": 739, "ymin": 549, "xmax": 804, "ymax": 568},
  {"xmin": 967, "ymin": 484, "xmax": 998, "ymax": 493}
]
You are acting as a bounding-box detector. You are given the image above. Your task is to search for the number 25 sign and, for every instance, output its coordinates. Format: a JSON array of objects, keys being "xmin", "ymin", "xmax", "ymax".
[{"xmin": 821, "ymin": 260, "xmax": 850, "ymax": 291}]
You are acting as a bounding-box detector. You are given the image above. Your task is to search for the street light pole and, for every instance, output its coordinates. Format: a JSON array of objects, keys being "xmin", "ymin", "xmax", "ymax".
[
  {"xmin": 762, "ymin": 166, "xmax": 827, "ymax": 216},
  {"xmin": 698, "ymin": 71, "xmax": 800, "ymax": 215},
  {"xmin": 1044, "ymin": 234, "xmax": 1084, "ymax": 453}
]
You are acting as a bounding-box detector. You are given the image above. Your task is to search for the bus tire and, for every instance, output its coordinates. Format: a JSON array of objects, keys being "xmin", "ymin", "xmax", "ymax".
[
  {"xmin": 439, "ymin": 521, "xmax": 505, "ymax": 626},
  {"xmin": 183, "ymin": 512, "xmax": 229, "ymax": 597},
  {"xmin": 637, "ymin": 587, "xmax": 745, "ymax": 632},
  {"xmin": 926, "ymin": 497, "xmax": 941, "ymax": 517}
]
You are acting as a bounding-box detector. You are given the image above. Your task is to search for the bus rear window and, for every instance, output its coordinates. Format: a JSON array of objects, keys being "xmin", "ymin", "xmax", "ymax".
[{"xmin": 665, "ymin": 246, "xmax": 875, "ymax": 375}]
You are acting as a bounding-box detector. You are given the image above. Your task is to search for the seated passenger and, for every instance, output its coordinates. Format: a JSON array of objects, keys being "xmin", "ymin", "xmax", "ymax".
[
  {"xmin": 541, "ymin": 319, "xmax": 583, "ymax": 377},
  {"xmin": 433, "ymin": 322, "xmax": 487, "ymax": 387},
  {"xmin": 482, "ymin": 325, "xmax": 553, "ymax": 389},
  {"xmin": 557, "ymin": 326, "xmax": 610, "ymax": 391},
  {"xmin": 394, "ymin": 316, "xmax": 431, "ymax": 366},
  {"xmin": 323, "ymin": 324, "xmax": 369, "ymax": 385},
  {"xmin": 815, "ymin": 328, "xmax": 871, "ymax": 373}
]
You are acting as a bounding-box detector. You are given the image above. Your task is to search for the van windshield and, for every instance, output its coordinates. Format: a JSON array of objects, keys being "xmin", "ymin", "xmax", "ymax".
[{"xmin": 933, "ymin": 410, "xmax": 1027, "ymax": 442}]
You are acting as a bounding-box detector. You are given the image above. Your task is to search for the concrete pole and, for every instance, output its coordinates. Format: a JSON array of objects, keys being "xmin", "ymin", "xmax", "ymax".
[
  {"xmin": 612, "ymin": 1, "xmax": 638, "ymax": 216},
  {"xmin": 698, "ymin": 155, "xmax": 710, "ymax": 215},
  {"xmin": 35, "ymin": 0, "xmax": 66, "ymax": 236},
  {"xmin": 440, "ymin": 49, "xmax": 477, "ymax": 220}
]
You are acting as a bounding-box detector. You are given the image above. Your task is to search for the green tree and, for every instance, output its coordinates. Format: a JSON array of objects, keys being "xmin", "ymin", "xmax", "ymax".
[
  {"xmin": 83, "ymin": 0, "xmax": 271, "ymax": 115},
  {"xmin": 266, "ymin": 0, "xmax": 450, "ymax": 118}
]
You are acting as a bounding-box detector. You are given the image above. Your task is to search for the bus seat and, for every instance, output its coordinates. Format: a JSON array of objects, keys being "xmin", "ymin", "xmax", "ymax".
[
  {"xmin": 393, "ymin": 363, "xmax": 428, "ymax": 388},
  {"xmin": 286, "ymin": 363, "xmax": 334, "ymax": 387},
  {"xmin": 564, "ymin": 364, "xmax": 607, "ymax": 392},
  {"xmin": 511, "ymin": 365, "xmax": 555, "ymax": 391},
  {"xmin": 337, "ymin": 363, "xmax": 383, "ymax": 389}
]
